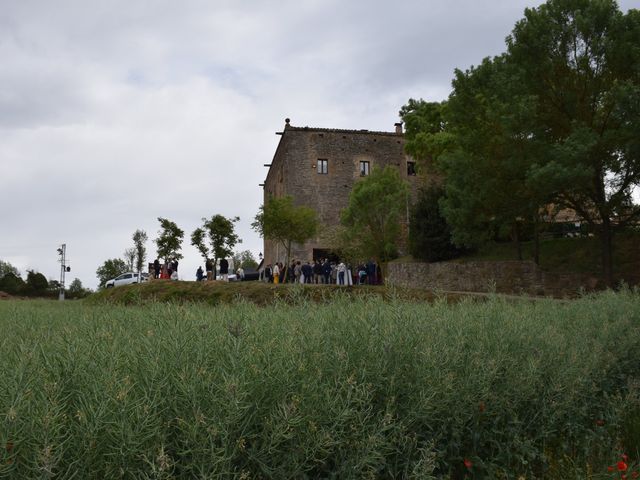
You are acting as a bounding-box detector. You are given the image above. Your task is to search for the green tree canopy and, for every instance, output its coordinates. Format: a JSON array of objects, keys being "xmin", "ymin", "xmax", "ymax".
[
  {"xmin": 252, "ymin": 196, "xmax": 319, "ymax": 281},
  {"xmin": 0, "ymin": 260, "xmax": 20, "ymax": 278},
  {"xmin": 96, "ymin": 258, "xmax": 128, "ymax": 288},
  {"xmin": 233, "ymin": 250, "xmax": 259, "ymax": 270},
  {"xmin": 409, "ymin": 186, "xmax": 466, "ymax": 262},
  {"xmin": 25, "ymin": 270, "xmax": 48, "ymax": 295},
  {"xmin": 132, "ymin": 229, "xmax": 148, "ymax": 274},
  {"xmin": 155, "ymin": 218, "xmax": 184, "ymax": 264},
  {"xmin": 340, "ymin": 165, "xmax": 409, "ymax": 276},
  {"xmin": 191, "ymin": 215, "xmax": 241, "ymax": 266}
]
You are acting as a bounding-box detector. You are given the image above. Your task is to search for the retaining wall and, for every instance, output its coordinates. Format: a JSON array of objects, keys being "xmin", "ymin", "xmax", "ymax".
[{"xmin": 387, "ymin": 261, "xmax": 600, "ymax": 297}]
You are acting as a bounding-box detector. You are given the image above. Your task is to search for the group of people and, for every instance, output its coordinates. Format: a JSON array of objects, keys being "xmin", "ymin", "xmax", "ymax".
[
  {"xmin": 152, "ymin": 258, "xmax": 179, "ymax": 280},
  {"xmin": 195, "ymin": 258, "xmax": 243, "ymax": 282},
  {"xmin": 261, "ymin": 259, "xmax": 379, "ymax": 286}
]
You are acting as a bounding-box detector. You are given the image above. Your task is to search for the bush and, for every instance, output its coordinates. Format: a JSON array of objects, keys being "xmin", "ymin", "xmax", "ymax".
[{"xmin": 0, "ymin": 272, "xmax": 25, "ymax": 295}]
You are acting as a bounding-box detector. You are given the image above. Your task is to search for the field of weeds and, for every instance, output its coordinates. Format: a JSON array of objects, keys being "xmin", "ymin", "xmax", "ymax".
[{"xmin": 1, "ymin": 290, "xmax": 639, "ymax": 478}]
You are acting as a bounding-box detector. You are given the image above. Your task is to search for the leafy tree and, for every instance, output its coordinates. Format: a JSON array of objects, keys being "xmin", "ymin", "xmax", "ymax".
[
  {"xmin": 191, "ymin": 215, "xmax": 241, "ymax": 270},
  {"xmin": 67, "ymin": 278, "xmax": 90, "ymax": 299},
  {"xmin": 437, "ymin": 55, "xmax": 549, "ymax": 261},
  {"xmin": 340, "ymin": 165, "xmax": 409, "ymax": 279},
  {"xmin": 506, "ymin": 0, "xmax": 640, "ymax": 282},
  {"xmin": 0, "ymin": 260, "xmax": 19, "ymax": 278},
  {"xmin": 252, "ymin": 196, "xmax": 319, "ymax": 282},
  {"xmin": 0, "ymin": 272, "xmax": 25, "ymax": 295},
  {"xmin": 25, "ymin": 270, "xmax": 48, "ymax": 296},
  {"xmin": 96, "ymin": 258, "xmax": 128, "ymax": 288},
  {"xmin": 132, "ymin": 229, "xmax": 148, "ymax": 275},
  {"xmin": 409, "ymin": 186, "xmax": 466, "ymax": 262},
  {"xmin": 232, "ymin": 250, "xmax": 259, "ymax": 270},
  {"xmin": 155, "ymin": 218, "xmax": 184, "ymax": 265}
]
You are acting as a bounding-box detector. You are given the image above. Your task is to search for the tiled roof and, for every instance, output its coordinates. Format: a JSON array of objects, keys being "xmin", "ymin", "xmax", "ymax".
[{"xmin": 284, "ymin": 125, "xmax": 401, "ymax": 137}]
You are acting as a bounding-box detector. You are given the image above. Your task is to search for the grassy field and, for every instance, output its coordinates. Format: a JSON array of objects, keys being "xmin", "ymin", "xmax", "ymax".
[{"xmin": 1, "ymin": 291, "xmax": 639, "ymax": 478}]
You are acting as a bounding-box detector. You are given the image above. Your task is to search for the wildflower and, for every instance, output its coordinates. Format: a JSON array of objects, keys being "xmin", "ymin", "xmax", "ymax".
[
  {"xmin": 619, "ymin": 461, "xmax": 629, "ymax": 471},
  {"xmin": 464, "ymin": 458, "xmax": 473, "ymax": 469},
  {"xmin": 622, "ymin": 454, "xmax": 629, "ymax": 461},
  {"xmin": 608, "ymin": 466, "xmax": 615, "ymax": 472},
  {"xmin": 631, "ymin": 471, "xmax": 639, "ymax": 479},
  {"xmin": 595, "ymin": 419, "xmax": 605, "ymax": 426}
]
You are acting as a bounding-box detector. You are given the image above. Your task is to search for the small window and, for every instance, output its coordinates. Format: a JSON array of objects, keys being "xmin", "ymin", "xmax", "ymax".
[
  {"xmin": 407, "ymin": 161, "xmax": 416, "ymax": 176},
  {"xmin": 359, "ymin": 161, "xmax": 370, "ymax": 176},
  {"xmin": 317, "ymin": 159, "xmax": 328, "ymax": 174}
]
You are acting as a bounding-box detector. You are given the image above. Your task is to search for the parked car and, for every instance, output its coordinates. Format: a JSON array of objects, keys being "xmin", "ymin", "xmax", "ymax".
[{"xmin": 105, "ymin": 272, "xmax": 149, "ymax": 288}]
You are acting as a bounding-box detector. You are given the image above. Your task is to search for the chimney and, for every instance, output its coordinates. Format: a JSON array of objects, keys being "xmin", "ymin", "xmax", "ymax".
[
  {"xmin": 285, "ymin": 118, "xmax": 291, "ymax": 129},
  {"xmin": 394, "ymin": 122, "xmax": 403, "ymax": 135}
]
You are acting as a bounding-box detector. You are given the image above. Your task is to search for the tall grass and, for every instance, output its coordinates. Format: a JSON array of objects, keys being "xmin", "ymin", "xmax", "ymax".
[{"xmin": 1, "ymin": 290, "xmax": 639, "ymax": 478}]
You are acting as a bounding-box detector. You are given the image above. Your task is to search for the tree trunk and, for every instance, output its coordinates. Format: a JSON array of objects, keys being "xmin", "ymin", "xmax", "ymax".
[{"xmin": 600, "ymin": 216, "xmax": 614, "ymax": 287}]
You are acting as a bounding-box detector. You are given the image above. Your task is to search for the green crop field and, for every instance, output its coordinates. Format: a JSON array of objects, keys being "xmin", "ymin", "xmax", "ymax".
[{"xmin": 1, "ymin": 290, "xmax": 639, "ymax": 479}]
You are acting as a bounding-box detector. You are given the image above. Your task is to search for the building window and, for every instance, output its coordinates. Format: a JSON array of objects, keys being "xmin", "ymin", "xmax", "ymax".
[
  {"xmin": 359, "ymin": 161, "xmax": 370, "ymax": 176},
  {"xmin": 317, "ymin": 159, "xmax": 328, "ymax": 174},
  {"xmin": 407, "ymin": 161, "xmax": 416, "ymax": 176}
]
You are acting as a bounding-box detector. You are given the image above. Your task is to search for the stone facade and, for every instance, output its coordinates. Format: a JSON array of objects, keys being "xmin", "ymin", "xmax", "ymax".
[
  {"xmin": 387, "ymin": 260, "xmax": 601, "ymax": 297},
  {"xmin": 262, "ymin": 119, "xmax": 420, "ymax": 264}
]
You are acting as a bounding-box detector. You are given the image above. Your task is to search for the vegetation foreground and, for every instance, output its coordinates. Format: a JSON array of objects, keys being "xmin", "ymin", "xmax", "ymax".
[{"xmin": 1, "ymin": 292, "xmax": 639, "ymax": 479}]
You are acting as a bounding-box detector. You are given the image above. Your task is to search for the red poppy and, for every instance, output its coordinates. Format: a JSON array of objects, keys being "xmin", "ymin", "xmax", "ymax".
[
  {"xmin": 622, "ymin": 454, "xmax": 629, "ymax": 461},
  {"xmin": 619, "ymin": 461, "xmax": 629, "ymax": 471},
  {"xmin": 595, "ymin": 419, "xmax": 605, "ymax": 426},
  {"xmin": 631, "ymin": 472, "xmax": 639, "ymax": 479},
  {"xmin": 608, "ymin": 466, "xmax": 615, "ymax": 472},
  {"xmin": 622, "ymin": 474, "xmax": 627, "ymax": 480},
  {"xmin": 464, "ymin": 458, "xmax": 473, "ymax": 469}
]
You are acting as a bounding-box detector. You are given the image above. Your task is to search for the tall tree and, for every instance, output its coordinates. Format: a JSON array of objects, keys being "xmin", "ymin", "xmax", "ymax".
[
  {"xmin": 191, "ymin": 215, "xmax": 241, "ymax": 271},
  {"xmin": 132, "ymin": 229, "xmax": 148, "ymax": 275},
  {"xmin": 252, "ymin": 196, "xmax": 319, "ymax": 282},
  {"xmin": 123, "ymin": 248, "xmax": 136, "ymax": 271},
  {"xmin": 507, "ymin": 0, "xmax": 640, "ymax": 282},
  {"xmin": 340, "ymin": 165, "xmax": 409, "ymax": 279},
  {"xmin": 96, "ymin": 258, "xmax": 128, "ymax": 288},
  {"xmin": 155, "ymin": 218, "xmax": 184, "ymax": 265},
  {"xmin": 436, "ymin": 55, "xmax": 549, "ymax": 260}
]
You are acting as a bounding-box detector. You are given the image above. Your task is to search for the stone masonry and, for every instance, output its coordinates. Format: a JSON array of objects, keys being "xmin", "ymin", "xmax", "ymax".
[{"xmin": 262, "ymin": 119, "xmax": 420, "ymax": 264}]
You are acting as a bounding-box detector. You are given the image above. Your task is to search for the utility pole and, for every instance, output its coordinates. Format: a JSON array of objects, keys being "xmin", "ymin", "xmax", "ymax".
[{"xmin": 57, "ymin": 244, "xmax": 70, "ymax": 301}]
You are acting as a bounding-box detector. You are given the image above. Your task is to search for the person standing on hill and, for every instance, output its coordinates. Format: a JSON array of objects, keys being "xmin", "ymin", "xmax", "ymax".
[
  {"xmin": 219, "ymin": 258, "xmax": 229, "ymax": 282},
  {"xmin": 322, "ymin": 259, "xmax": 331, "ymax": 284},
  {"xmin": 302, "ymin": 261, "xmax": 313, "ymax": 284},
  {"xmin": 196, "ymin": 266, "xmax": 204, "ymax": 281},
  {"xmin": 273, "ymin": 263, "xmax": 280, "ymax": 284},
  {"xmin": 153, "ymin": 258, "xmax": 160, "ymax": 279}
]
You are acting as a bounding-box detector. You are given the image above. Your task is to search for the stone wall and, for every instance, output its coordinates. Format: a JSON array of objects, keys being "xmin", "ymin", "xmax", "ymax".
[
  {"xmin": 387, "ymin": 260, "xmax": 599, "ymax": 297},
  {"xmin": 263, "ymin": 120, "xmax": 423, "ymax": 264}
]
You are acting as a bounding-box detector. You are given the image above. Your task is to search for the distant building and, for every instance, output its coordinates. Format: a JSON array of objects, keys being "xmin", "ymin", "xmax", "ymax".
[{"xmin": 261, "ymin": 118, "xmax": 421, "ymax": 264}]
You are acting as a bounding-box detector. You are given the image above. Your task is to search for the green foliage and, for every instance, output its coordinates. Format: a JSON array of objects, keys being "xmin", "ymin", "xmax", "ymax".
[
  {"xmin": 25, "ymin": 270, "xmax": 48, "ymax": 295},
  {"xmin": 0, "ymin": 260, "xmax": 19, "ymax": 278},
  {"xmin": 190, "ymin": 227, "xmax": 209, "ymax": 263},
  {"xmin": 0, "ymin": 272, "xmax": 25, "ymax": 295},
  {"xmin": 155, "ymin": 217, "xmax": 184, "ymax": 263},
  {"xmin": 96, "ymin": 258, "xmax": 128, "ymax": 288},
  {"xmin": 1, "ymin": 291, "xmax": 640, "ymax": 477},
  {"xmin": 506, "ymin": 0, "xmax": 640, "ymax": 278},
  {"xmin": 409, "ymin": 186, "xmax": 466, "ymax": 262},
  {"xmin": 341, "ymin": 165, "xmax": 409, "ymax": 267},
  {"xmin": 233, "ymin": 250, "xmax": 258, "ymax": 270},
  {"xmin": 67, "ymin": 278, "xmax": 90, "ymax": 299},
  {"xmin": 206, "ymin": 215, "xmax": 240, "ymax": 261},
  {"xmin": 132, "ymin": 229, "xmax": 148, "ymax": 274},
  {"xmin": 253, "ymin": 196, "xmax": 318, "ymax": 279}
]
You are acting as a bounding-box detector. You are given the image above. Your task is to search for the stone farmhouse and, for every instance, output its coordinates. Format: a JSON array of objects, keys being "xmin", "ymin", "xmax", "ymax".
[{"xmin": 261, "ymin": 118, "xmax": 420, "ymax": 264}]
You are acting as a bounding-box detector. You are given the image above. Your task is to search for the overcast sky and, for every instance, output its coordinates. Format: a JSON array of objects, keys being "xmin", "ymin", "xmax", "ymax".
[{"xmin": 1, "ymin": 0, "xmax": 636, "ymax": 289}]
